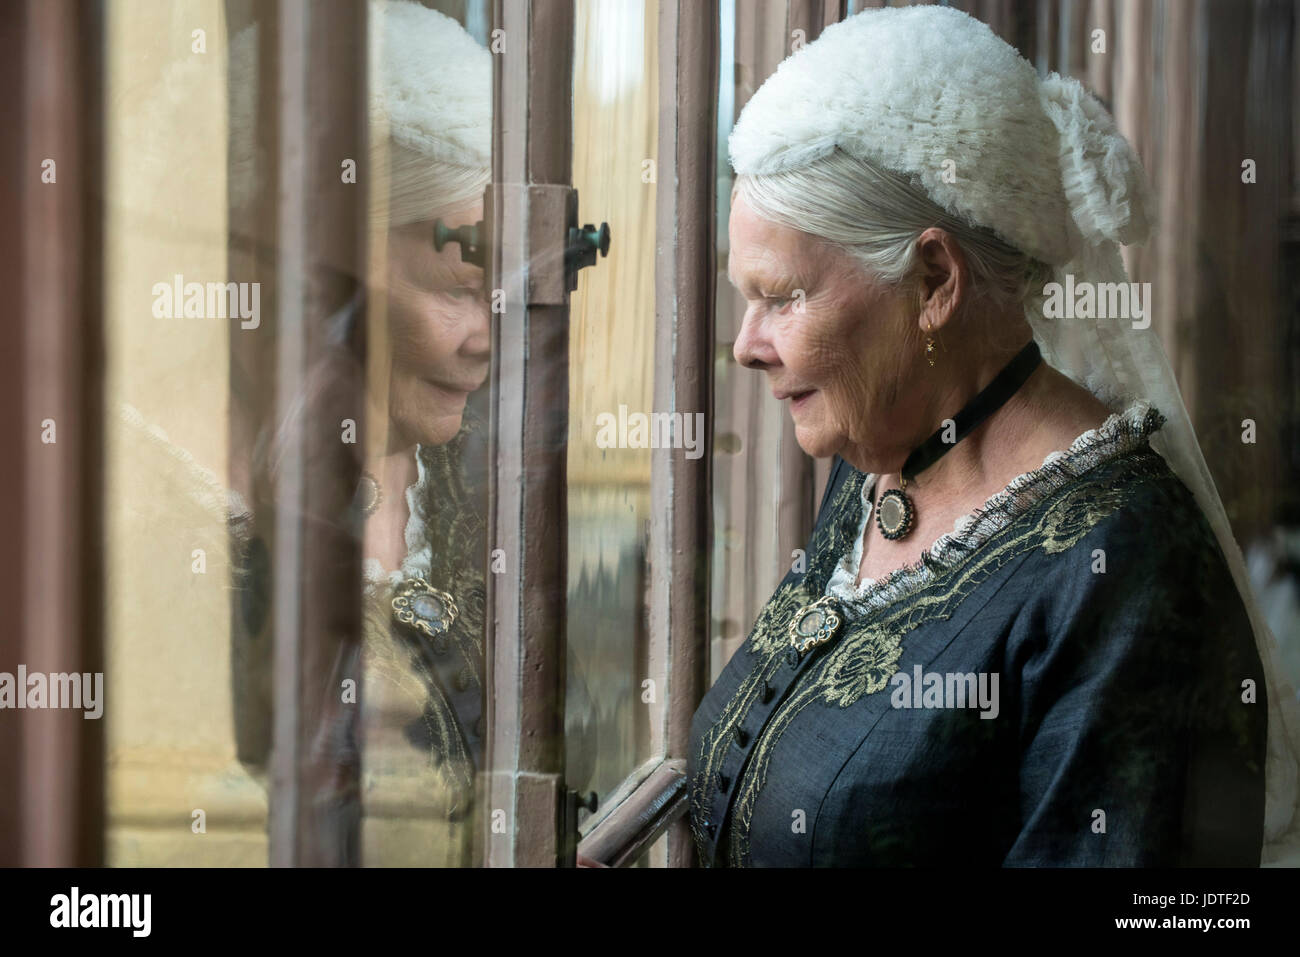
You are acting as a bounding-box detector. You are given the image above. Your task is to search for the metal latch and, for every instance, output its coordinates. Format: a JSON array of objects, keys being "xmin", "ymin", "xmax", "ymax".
[
  {"xmin": 560, "ymin": 786, "xmax": 599, "ymax": 867},
  {"xmin": 434, "ymin": 184, "xmax": 610, "ymax": 307}
]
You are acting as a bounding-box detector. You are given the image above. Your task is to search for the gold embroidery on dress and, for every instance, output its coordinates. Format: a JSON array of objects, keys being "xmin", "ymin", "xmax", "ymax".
[
  {"xmin": 691, "ymin": 444, "xmax": 1168, "ymax": 867},
  {"xmin": 362, "ymin": 586, "xmax": 476, "ymax": 810}
]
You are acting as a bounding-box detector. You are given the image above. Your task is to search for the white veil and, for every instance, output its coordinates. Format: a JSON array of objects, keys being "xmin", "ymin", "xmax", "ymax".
[{"xmin": 1035, "ymin": 74, "xmax": 1300, "ymax": 861}]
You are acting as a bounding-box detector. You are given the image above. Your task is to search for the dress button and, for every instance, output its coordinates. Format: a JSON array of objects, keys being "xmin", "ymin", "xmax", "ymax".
[
  {"xmin": 734, "ymin": 728, "xmax": 750, "ymax": 748},
  {"xmin": 785, "ymin": 648, "xmax": 799, "ymax": 669},
  {"xmin": 715, "ymin": 771, "xmax": 730, "ymax": 792},
  {"xmin": 760, "ymin": 680, "xmax": 774, "ymax": 703},
  {"xmin": 455, "ymin": 666, "xmax": 473, "ymax": 692},
  {"xmin": 706, "ymin": 822, "xmax": 716, "ymax": 838},
  {"xmin": 431, "ymin": 633, "xmax": 450, "ymax": 656},
  {"xmin": 473, "ymin": 716, "xmax": 485, "ymax": 738}
]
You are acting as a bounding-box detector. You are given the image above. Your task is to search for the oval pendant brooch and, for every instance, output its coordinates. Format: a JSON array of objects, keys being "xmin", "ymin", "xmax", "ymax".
[
  {"xmin": 875, "ymin": 483, "xmax": 915, "ymax": 541},
  {"xmin": 392, "ymin": 577, "xmax": 459, "ymax": 639},
  {"xmin": 788, "ymin": 595, "xmax": 844, "ymax": 655}
]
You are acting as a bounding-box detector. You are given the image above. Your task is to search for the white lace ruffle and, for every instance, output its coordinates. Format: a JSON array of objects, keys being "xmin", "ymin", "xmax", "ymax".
[
  {"xmin": 824, "ymin": 401, "xmax": 1162, "ymax": 618},
  {"xmin": 362, "ymin": 444, "xmax": 435, "ymax": 594}
]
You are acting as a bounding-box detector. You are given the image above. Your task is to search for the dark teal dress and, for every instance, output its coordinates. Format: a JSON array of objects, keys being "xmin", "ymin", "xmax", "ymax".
[{"xmin": 688, "ymin": 404, "xmax": 1267, "ymax": 866}]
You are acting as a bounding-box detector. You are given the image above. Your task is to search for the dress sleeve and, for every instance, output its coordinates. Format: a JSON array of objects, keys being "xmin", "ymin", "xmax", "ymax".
[{"xmin": 1001, "ymin": 498, "xmax": 1267, "ymax": 866}]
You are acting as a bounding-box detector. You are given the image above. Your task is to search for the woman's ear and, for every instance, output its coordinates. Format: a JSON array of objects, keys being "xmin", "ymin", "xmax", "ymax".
[{"xmin": 914, "ymin": 227, "xmax": 967, "ymax": 334}]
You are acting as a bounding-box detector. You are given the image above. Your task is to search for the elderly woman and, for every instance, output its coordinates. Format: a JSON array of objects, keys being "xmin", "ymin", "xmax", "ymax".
[{"xmin": 688, "ymin": 7, "xmax": 1300, "ymax": 867}]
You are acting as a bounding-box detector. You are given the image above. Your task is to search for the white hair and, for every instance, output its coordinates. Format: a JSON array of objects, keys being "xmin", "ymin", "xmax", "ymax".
[
  {"xmin": 733, "ymin": 148, "xmax": 1055, "ymax": 327},
  {"xmin": 378, "ymin": 141, "xmax": 490, "ymax": 229}
]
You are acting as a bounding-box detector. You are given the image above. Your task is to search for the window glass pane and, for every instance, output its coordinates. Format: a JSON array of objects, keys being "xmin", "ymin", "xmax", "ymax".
[
  {"xmin": 102, "ymin": 0, "xmax": 264, "ymax": 866},
  {"xmin": 566, "ymin": 0, "xmax": 659, "ymax": 822},
  {"xmin": 102, "ymin": 0, "xmax": 494, "ymax": 867}
]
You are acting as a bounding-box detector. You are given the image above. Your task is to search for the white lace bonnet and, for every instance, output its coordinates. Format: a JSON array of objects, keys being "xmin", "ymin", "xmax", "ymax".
[
  {"xmin": 367, "ymin": 0, "xmax": 491, "ymax": 169},
  {"xmin": 729, "ymin": 5, "xmax": 1300, "ymax": 859}
]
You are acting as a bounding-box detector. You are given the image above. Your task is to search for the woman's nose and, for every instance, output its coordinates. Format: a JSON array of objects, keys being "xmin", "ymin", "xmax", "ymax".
[
  {"xmin": 733, "ymin": 306, "xmax": 777, "ymax": 370},
  {"xmin": 460, "ymin": 294, "xmax": 491, "ymax": 359}
]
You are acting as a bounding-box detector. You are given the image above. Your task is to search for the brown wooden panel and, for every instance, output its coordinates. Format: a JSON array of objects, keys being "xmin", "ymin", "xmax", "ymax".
[
  {"xmin": 0, "ymin": 0, "xmax": 24, "ymax": 868},
  {"xmin": 652, "ymin": 0, "xmax": 718, "ymax": 868},
  {"xmin": 483, "ymin": 0, "xmax": 576, "ymax": 868},
  {"xmin": 0, "ymin": 0, "xmax": 106, "ymax": 867},
  {"xmin": 267, "ymin": 0, "xmax": 368, "ymax": 867}
]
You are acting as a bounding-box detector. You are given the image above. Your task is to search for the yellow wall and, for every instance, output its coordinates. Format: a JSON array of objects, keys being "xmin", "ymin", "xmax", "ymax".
[{"xmin": 103, "ymin": 0, "xmax": 267, "ymax": 866}]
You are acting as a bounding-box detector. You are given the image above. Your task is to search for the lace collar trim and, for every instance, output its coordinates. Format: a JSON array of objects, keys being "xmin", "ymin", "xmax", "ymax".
[
  {"xmin": 823, "ymin": 401, "xmax": 1166, "ymax": 617},
  {"xmin": 362, "ymin": 443, "xmax": 436, "ymax": 593}
]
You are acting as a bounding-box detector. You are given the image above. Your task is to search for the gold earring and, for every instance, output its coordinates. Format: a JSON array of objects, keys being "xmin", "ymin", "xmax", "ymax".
[{"xmin": 924, "ymin": 318, "xmax": 937, "ymax": 367}]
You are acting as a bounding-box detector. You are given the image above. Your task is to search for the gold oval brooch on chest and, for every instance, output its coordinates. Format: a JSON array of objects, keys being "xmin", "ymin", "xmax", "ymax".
[
  {"xmin": 788, "ymin": 595, "xmax": 844, "ymax": 654},
  {"xmin": 392, "ymin": 577, "xmax": 459, "ymax": 638}
]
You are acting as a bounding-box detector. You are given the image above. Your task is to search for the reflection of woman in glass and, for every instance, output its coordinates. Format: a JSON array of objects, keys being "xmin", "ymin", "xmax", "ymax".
[
  {"xmin": 689, "ymin": 7, "xmax": 1300, "ymax": 866},
  {"xmin": 224, "ymin": 0, "xmax": 493, "ymax": 866},
  {"xmin": 350, "ymin": 0, "xmax": 492, "ymax": 867}
]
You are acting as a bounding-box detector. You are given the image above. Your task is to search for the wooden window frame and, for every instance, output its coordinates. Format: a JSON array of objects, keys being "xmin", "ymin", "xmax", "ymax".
[{"xmin": 0, "ymin": 0, "xmax": 107, "ymax": 868}]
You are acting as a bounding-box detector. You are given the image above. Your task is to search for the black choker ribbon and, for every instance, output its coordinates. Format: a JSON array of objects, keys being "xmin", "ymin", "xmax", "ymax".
[{"xmin": 875, "ymin": 340, "xmax": 1043, "ymax": 541}]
